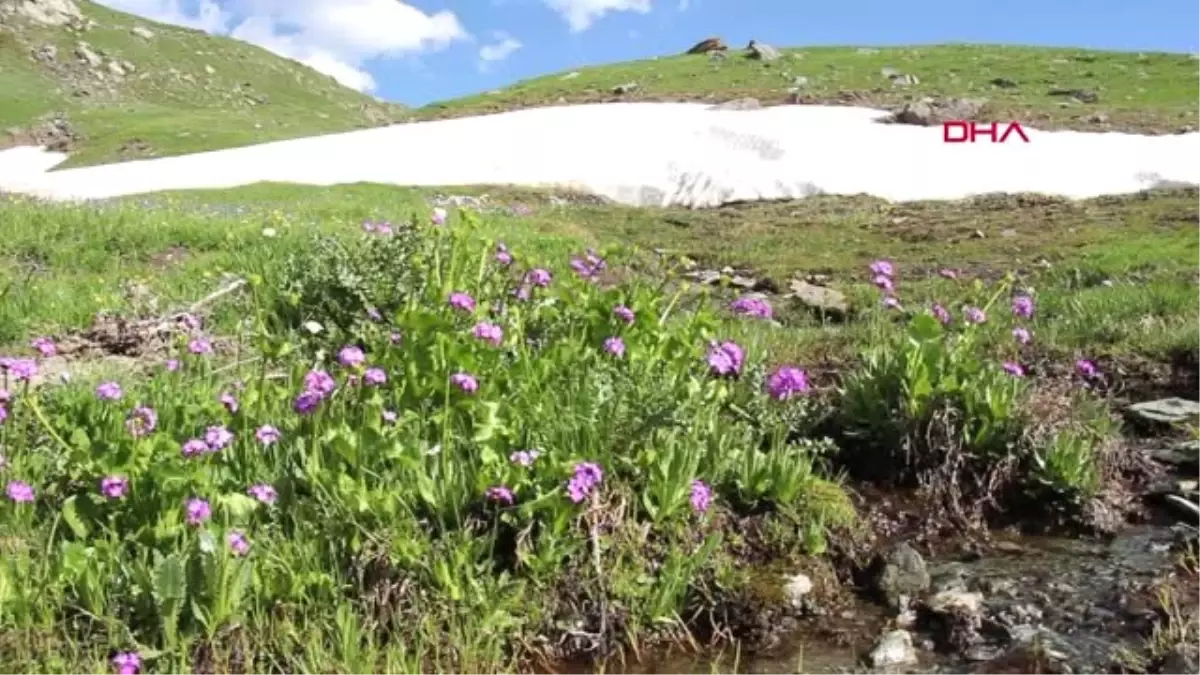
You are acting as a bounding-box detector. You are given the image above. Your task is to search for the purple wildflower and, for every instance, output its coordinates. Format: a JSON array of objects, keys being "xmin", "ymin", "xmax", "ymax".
[
  {"xmin": 6, "ymin": 480, "xmax": 34, "ymax": 503},
  {"xmin": 1002, "ymin": 361, "xmax": 1025, "ymax": 377},
  {"xmin": 181, "ymin": 439, "xmax": 208, "ymax": 458},
  {"xmin": 869, "ymin": 260, "xmax": 895, "ymax": 277},
  {"xmin": 1012, "ymin": 327, "xmax": 1032, "ymax": 345},
  {"xmin": 337, "ymin": 345, "xmax": 365, "ymax": 368},
  {"xmin": 472, "ymin": 322, "xmax": 504, "ymax": 346},
  {"xmin": 382, "ymin": 409, "xmax": 397, "ymax": 424},
  {"xmin": 184, "ymin": 498, "xmax": 211, "ymax": 526},
  {"xmin": 363, "ymin": 367, "xmax": 387, "ymax": 386},
  {"xmin": 449, "ymin": 292, "xmax": 476, "ymax": 312},
  {"xmin": 112, "ymin": 652, "xmax": 141, "ymax": 675},
  {"xmin": 165, "ymin": 359, "xmax": 180, "ymax": 372},
  {"xmin": 526, "ymin": 268, "xmax": 552, "ymax": 288},
  {"xmin": 485, "ymin": 486, "xmax": 515, "ymax": 505},
  {"xmin": 255, "ymin": 425, "xmax": 281, "ymax": 445},
  {"xmin": 304, "ymin": 370, "xmax": 336, "ymax": 398},
  {"xmin": 566, "ymin": 462, "xmax": 604, "ymax": 504},
  {"xmin": 248, "ymin": 483, "xmax": 277, "ymax": 505},
  {"xmin": 366, "ymin": 306, "xmax": 383, "ymax": 322},
  {"xmin": 6, "ymin": 358, "xmax": 37, "ymax": 382},
  {"xmin": 390, "ymin": 331, "xmax": 404, "ymax": 345},
  {"xmin": 205, "ymin": 425, "xmax": 234, "ymax": 451},
  {"xmin": 706, "ymin": 341, "xmax": 745, "ymax": 377},
  {"xmin": 431, "ymin": 207, "xmax": 448, "ymax": 226},
  {"xmin": 188, "ymin": 337, "xmax": 213, "ymax": 355},
  {"xmin": 376, "ymin": 223, "xmax": 394, "ymax": 236},
  {"xmin": 513, "ymin": 284, "xmax": 532, "ymax": 302},
  {"xmin": 219, "ymin": 392, "xmax": 239, "ymax": 414},
  {"xmin": 931, "ymin": 303, "xmax": 952, "ymax": 325},
  {"xmin": 510, "ymin": 449, "xmax": 540, "ymax": 467},
  {"xmin": 450, "ymin": 372, "xmax": 479, "ymax": 394},
  {"xmin": 30, "ymin": 337, "xmax": 56, "ymax": 358},
  {"xmin": 766, "ymin": 366, "xmax": 809, "ymax": 400},
  {"xmin": 227, "ymin": 530, "xmax": 251, "ymax": 557},
  {"xmin": 964, "ymin": 306, "xmax": 987, "ymax": 325},
  {"xmin": 100, "ymin": 475, "xmax": 129, "ymax": 499},
  {"xmin": 293, "ymin": 390, "xmax": 323, "ymax": 415},
  {"xmin": 730, "ymin": 296, "xmax": 773, "ymax": 319},
  {"xmin": 872, "ymin": 274, "xmax": 895, "ymax": 293},
  {"xmin": 1011, "ymin": 294, "xmax": 1035, "ymax": 319},
  {"xmin": 939, "ymin": 268, "xmax": 959, "ymax": 280},
  {"xmin": 125, "ymin": 406, "xmax": 157, "ymax": 438},
  {"xmin": 180, "ymin": 313, "xmax": 202, "ymax": 331},
  {"xmin": 495, "ymin": 247, "xmax": 513, "ymax": 265},
  {"xmin": 603, "ymin": 336, "xmax": 626, "ymax": 358},
  {"xmin": 0, "ymin": 406, "xmax": 7, "ymax": 426},
  {"xmin": 613, "ymin": 305, "xmax": 635, "ymax": 323},
  {"xmin": 690, "ymin": 480, "xmax": 713, "ymax": 513},
  {"xmin": 1077, "ymin": 359, "xmax": 1100, "ymax": 380},
  {"xmin": 882, "ymin": 296, "xmax": 903, "ymax": 310},
  {"xmin": 95, "ymin": 381, "xmax": 122, "ymax": 401}
]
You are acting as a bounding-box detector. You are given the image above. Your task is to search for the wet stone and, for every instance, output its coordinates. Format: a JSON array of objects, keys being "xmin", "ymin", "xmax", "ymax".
[
  {"xmin": 869, "ymin": 629, "xmax": 918, "ymax": 668},
  {"xmin": 1129, "ymin": 397, "xmax": 1199, "ymax": 425},
  {"xmin": 872, "ymin": 542, "xmax": 931, "ymax": 610}
]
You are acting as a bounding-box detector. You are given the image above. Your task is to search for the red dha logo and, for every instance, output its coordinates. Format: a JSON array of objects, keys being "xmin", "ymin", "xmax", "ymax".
[{"xmin": 943, "ymin": 121, "xmax": 1030, "ymax": 143}]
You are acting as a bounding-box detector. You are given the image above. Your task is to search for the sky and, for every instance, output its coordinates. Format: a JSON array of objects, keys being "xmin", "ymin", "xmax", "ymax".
[{"xmin": 96, "ymin": 0, "xmax": 1200, "ymax": 107}]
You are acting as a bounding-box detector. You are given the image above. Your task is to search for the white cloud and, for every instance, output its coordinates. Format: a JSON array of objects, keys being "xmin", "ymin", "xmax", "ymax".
[
  {"xmin": 541, "ymin": 0, "xmax": 651, "ymax": 32},
  {"xmin": 95, "ymin": 0, "xmax": 470, "ymax": 92},
  {"xmin": 478, "ymin": 31, "xmax": 522, "ymax": 70}
]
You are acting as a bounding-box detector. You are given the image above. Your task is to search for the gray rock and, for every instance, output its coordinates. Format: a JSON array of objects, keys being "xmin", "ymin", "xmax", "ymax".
[
  {"xmin": 746, "ymin": 39, "xmax": 780, "ymax": 61},
  {"xmin": 790, "ymin": 75, "xmax": 810, "ymax": 88},
  {"xmin": 712, "ymin": 97, "xmax": 761, "ymax": 111},
  {"xmin": 1164, "ymin": 494, "xmax": 1200, "ymax": 522},
  {"xmin": 888, "ymin": 97, "xmax": 985, "ymax": 126},
  {"xmin": 925, "ymin": 589, "xmax": 984, "ymax": 615},
  {"xmin": 786, "ymin": 279, "xmax": 849, "ymax": 319},
  {"xmin": 107, "ymin": 60, "xmax": 125, "ymax": 76},
  {"xmin": 74, "ymin": 42, "xmax": 102, "ymax": 67},
  {"xmin": 1129, "ymin": 398, "xmax": 1199, "ymax": 425},
  {"xmin": 782, "ymin": 573, "xmax": 813, "ymax": 609},
  {"xmin": 4, "ymin": 0, "xmax": 82, "ymax": 25},
  {"xmin": 1048, "ymin": 87, "xmax": 1099, "ymax": 103},
  {"xmin": 1086, "ymin": 112, "xmax": 1109, "ymax": 123},
  {"xmin": 1150, "ymin": 440, "xmax": 1200, "ymax": 470},
  {"xmin": 873, "ymin": 542, "xmax": 931, "ymax": 609},
  {"xmin": 890, "ymin": 73, "xmax": 920, "ymax": 86},
  {"xmin": 990, "ymin": 77, "xmax": 1018, "ymax": 88},
  {"xmin": 612, "ymin": 81, "xmax": 639, "ymax": 95},
  {"xmin": 131, "ymin": 25, "xmax": 155, "ymax": 39},
  {"xmin": 869, "ymin": 630, "xmax": 918, "ymax": 667}
]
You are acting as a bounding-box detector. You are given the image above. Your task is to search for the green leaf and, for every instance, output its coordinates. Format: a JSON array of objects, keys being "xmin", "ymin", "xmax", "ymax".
[
  {"xmin": 69, "ymin": 428, "xmax": 91, "ymax": 452},
  {"xmin": 217, "ymin": 493, "xmax": 260, "ymax": 521},
  {"xmin": 153, "ymin": 553, "xmax": 187, "ymax": 602},
  {"xmin": 61, "ymin": 495, "xmax": 90, "ymax": 539}
]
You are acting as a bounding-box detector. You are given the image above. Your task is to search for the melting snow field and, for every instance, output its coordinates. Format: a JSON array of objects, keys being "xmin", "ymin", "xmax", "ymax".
[{"xmin": 0, "ymin": 103, "xmax": 1197, "ymax": 207}]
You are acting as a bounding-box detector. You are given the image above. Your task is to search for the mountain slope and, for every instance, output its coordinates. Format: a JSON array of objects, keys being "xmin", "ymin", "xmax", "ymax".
[
  {"xmin": 0, "ymin": 0, "xmax": 406, "ymax": 167},
  {"xmin": 416, "ymin": 43, "xmax": 1198, "ymax": 134}
]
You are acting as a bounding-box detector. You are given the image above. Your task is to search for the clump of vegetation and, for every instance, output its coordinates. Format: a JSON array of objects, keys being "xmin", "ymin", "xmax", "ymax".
[
  {"xmin": 837, "ymin": 261, "xmax": 1120, "ymax": 526},
  {"xmin": 0, "ymin": 209, "xmax": 852, "ymax": 672}
]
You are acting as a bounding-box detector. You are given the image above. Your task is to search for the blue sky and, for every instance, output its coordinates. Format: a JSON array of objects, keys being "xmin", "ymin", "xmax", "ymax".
[{"xmin": 102, "ymin": 0, "xmax": 1200, "ymax": 107}]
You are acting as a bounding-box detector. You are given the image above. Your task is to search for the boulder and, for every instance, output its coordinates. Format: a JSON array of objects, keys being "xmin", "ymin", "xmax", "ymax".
[
  {"xmin": 686, "ymin": 37, "xmax": 727, "ymax": 54},
  {"xmin": 868, "ymin": 630, "xmax": 918, "ymax": 667},
  {"xmin": 888, "ymin": 97, "xmax": 986, "ymax": 126},
  {"xmin": 745, "ymin": 39, "xmax": 781, "ymax": 61}
]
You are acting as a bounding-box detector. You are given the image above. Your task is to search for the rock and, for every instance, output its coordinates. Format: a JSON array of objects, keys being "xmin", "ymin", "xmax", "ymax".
[
  {"xmin": 880, "ymin": 66, "xmax": 899, "ymax": 78},
  {"xmin": 107, "ymin": 60, "xmax": 125, "ymax": 76},
  {"xmin": 2, "ymin": 0, "xmax": 82, "ymax": 25},
  {"xmin": 74, "ymin": 42, "xmax": 102, "ymax": 67},
  {"xmin": 685, "ymin": 37, "xmax": 726, "ymax": 54},
  {"xmin": 32, "ymin": 43, "xmax": 58, "ymax": 63},
  {"xmin": 868, "ymin": 630, "xmax": 918, "ymax": 667},
  {"xmin": 888, "ymin": 97, "xmax": 985, "ymax": 126},
  {"xmin": 708, "ymin": 50, "xmax": 727, "ymax": 62},
  {"xmin": 1150, "ymin": 441, "xmax": 1200, "ymax": 470},
  {"xmin": 790, "ymin": 75, "xmax": 810, "ymax": 88},
  {"xmin": 1163, "ymin": 494, "xmax": 1199, "ymax": 522},
  {"xmin": 1161, "ymin": 643, "xmax": 1199, "ymax": 674},
  {"xmin": 871, "ymin": 542, "xmax": 931, "ymax": 610},
  {"xmin": 1048, "ymin": 87, "xmax": 1099, "ymax": 103},
  {"xmin": 990, "ymin": 77, "xmax": 1018, "ymax": 88},
  {"xmin": 925, "ymin": 589, "xmax": 984, "ymax": 615},
  {"xmin": 1128, "ymin": 398, "xmax": 1199, "ymax": 425},
  {"xmin": 782, "ymin": 573, "xmax": 813, "ymax": 609},
  {"xmin": 712, "ymin": 97, "xmax": 761, "ymax": 111},
  {"xmin": 612, "ymin": 81, "xmax": 639, "ymax": 95},
  {"xmin": 890, "ymin": 73, "xmax": 920, "ymax": 86},
  {"xmin": 131, "ymin": 25, "xmax": 155, "ymax": 39},
  {"xmin": 561, "ymin": 71, "xmax": 580, "ymax": 79},
  {"xmin": 786, "ymin": 279, "xmax": 849, "ymax": 320},
  {"xmin": 1085, "ymin": 112, "xmax": 1109, "ymax": 123},
  {"xmin": 204, "ymin": 64, "xmax": 216, "ymax": 75},
  {"xmin": 745, "ymin": 39, "xmax": 780, "ymax": 61}
]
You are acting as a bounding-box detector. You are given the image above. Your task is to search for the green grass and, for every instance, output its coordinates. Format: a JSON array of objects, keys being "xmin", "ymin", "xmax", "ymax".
[
  {"xmin": 415, "ymin": 44, "xmax": 1199, "ymax": 134},
  {"xmin": 0, "ymin": 1, "xmax": 406, "ymax": 167}
]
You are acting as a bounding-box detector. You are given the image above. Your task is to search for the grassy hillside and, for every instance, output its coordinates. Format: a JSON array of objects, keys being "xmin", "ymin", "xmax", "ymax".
[
  {"xmin": 417, "ymin": 44, "xmax": 1198, "ymax": 134},
  {"xmin": 0, "ymin": 0, "xmax": 407, "ymax": 167}
]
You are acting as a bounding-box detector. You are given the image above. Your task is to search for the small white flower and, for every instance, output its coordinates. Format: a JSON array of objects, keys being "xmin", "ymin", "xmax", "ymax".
[
  {"xmin": 303, "ymin": 321, "xmax": 324, "ymax": 334},
  {"xmin": 262, "ymin": 227, "xmax": 277, "ymax": 238}
]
